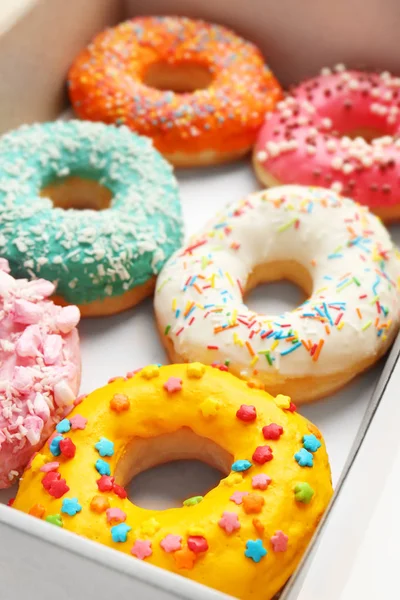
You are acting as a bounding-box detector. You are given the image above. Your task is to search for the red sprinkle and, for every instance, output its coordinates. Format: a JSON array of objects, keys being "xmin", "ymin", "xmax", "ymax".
[
  {"xmin": 252, "ymin": 445, "xmax": 273, "ymax": 464},
  {"xmin": 42, "ymin": 471, "xmax": 60, "ymax": 490},
  {"xmin": 211, "ymin": 363, "xmax": 228, "ymax": 371},
  {"xmin": 59, "ymin": 438, "xmax": 76, "ymax": 459},
  {"xmin": 7, "ymin": 497, "xmax": 15, "ymax": 507},
  {"xmin": 97, "ymin": 476, "xmax": 115, "ymax": 492},
  {"xmin": 236, "ymin": 405, "xmax": 257, "ymax": 422},
  {"xmin": 187, "ymin": 536, "xmax": 209, "ymax": 553},
  {"xmin": 42, "ymin": 472, "xmax": 69, "ymax": 498},
  {"xmin": 207, "ymin": 345, "xmax": 219, "ymax": 350},
  {"xmin": 262, "ymin": 423, "xmax": 283, "ymax": 440},
  {"xmin": 113, "ymin": 484, "xmax": 128, "ymax": 499},
  {"xmin": 287, "ymin": 402, "xmax": 297, "ymax": 413}
]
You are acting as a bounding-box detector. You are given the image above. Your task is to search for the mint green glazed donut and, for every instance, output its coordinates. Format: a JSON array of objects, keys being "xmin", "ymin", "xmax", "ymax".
[{"xmin": 0, "ymin": 120, "xmax": 183, "ymax": 316}]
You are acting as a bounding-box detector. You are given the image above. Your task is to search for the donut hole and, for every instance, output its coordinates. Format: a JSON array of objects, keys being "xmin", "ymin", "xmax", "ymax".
[
  {"xmin": 114, "ymin": 428, "xmax": 233, "ymax": 510},
  {"xmin": 245, "ymin": 261, "xmax": 313, "ymax": 314},
  {"xmin": 40, "ymin": 176, "xmax": 112, "ymax": 211},
  {"xmin": 143, "ymin": 61, "xmax": 213, "ymax": 93}
]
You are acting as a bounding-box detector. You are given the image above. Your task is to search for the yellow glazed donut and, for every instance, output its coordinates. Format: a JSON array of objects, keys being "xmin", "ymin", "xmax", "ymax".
[{"xmin": 13, "ymin": 364, "xmax": 333, "ymax": 600}]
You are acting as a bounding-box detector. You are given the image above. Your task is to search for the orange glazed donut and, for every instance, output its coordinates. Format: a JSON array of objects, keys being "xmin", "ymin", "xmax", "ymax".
[
  {"xmin": 68, "ymin": 16, "xmax": 282, "ymax": 167},
  {"xmin": 13, "ymin": 364, "xmax": 333, "ymax": 600}
]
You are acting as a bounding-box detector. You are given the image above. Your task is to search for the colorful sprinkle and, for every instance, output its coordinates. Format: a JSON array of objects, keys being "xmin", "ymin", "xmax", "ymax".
[
  {"xmin": 49, "ymin": 435, "xmax": 63, "ymax": 457},
  {"xmin": 95, "ymin": 437, "xmax": 114, "ymax": 457},
  {"xmin": 218, "ymin": 511, "xmax": 241, "ymax": 534},
  {"xmin": 70, "ymin": 414, "xmax": 88, "ymax": 430},
  {"xmin": 163, "ymin": 377, "xmax": 183, "ymax": 393},
  {"xmin": 110, "ymin": 394, "xmax": 130, "ymax": 412},
  {"xmin": 187, "ymin": 363, "xmax": 206, "ymax": 378},
  {"xmin": 131, "ymin": 540, "xmax": 152, "ymax": 560},
  {"xmin": 230, "ymin": 491, "xmax": 249, "ymax": 505},
  {"xmin": 251, "ymin": 474, "xmax": 271, "ymax": 490},
  {"xmin": 242, "ymin": 493, "xmax": 265, "ymax": 514},
  {"xmin": 187, "ymin": 536, "xmax": 209, "ymax": 553},
  {"xmin": 245, "ymin": 539, "xmax": 267, "ymax": 563},
  {"xmin": 294, "ymin": 448, "xmax": 314, "ymax": 467},
  {"xmin": 271, "ymin": 530, "xmax": 288, "ymax": 552},
  {"xmin": 262, "ymin": 423, "xmax": 283, "ymax": 440},
  {"xmin": 140, "ymin": 365, "xmax": 160, "ymax": 379},
  {"xmin": 56, "ymin": 419, "xmax": 71, "ymax": 434},
  {"xmin": 111, "ymin": 523, "xmax": 131, "ymax": 543},
  {"xmin": 160, "ymin": 534, "xmax": 182, "ymax": 553},
  {"xmin": 90, "ymin": 495, "xmax": 110, "ymax": 513},
  {"xmin": 45, "ymin": 514, "xmax": 63, "ymax": 527},
  {"xmin": 252, "ymin": 445, "xmax": 273, "ymax": 464},
  {"xmin": 183, "ymin": 495, "xmax": 203, "ymax": 507},
  {"xmin": 303, "ymin": 434, "xmax": 322, "ymax": 453},
  {"xmin": 106, "ymin": 508, "xmax": 127, "ymax": 524},
  {"xmin": 231, "ymin": 460, "xmax": 252, "ymax": 472},
  {"xmin": 294, "ymin": 482, "xmax": 314, "ymax": 503},
  {"xmin": 236, "ymin": 404, "xmax": 257, "ymax": 422},
  {"xmin": 95, "ymin": 459, "xmax": 111, "ymax": 476},
  {"xmin": 61, "ymin": 497, "xmax": 82, "ymax": 516}
]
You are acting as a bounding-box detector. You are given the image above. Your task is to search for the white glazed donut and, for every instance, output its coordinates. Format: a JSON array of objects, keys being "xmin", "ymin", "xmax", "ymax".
[{"xmin": 155, "ymin": 185, "xmax": 400, "ymax": 403}]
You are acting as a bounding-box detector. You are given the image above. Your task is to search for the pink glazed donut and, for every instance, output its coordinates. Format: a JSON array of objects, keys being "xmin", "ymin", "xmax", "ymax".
[
  {"xmin": 253, "ymin": 66, "xmax": 400, "ymax": 222},
  {"xmin": 0, "ymin": 259, "xmax": 81, "ymax": 488}
]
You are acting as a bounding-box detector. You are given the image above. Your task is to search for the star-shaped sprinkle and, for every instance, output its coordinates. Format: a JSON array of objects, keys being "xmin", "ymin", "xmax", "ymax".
[
  {"xmin": 303, "ymin": 434, "xmax": 322, "ymax": 453},
  {"xmin": 49, "ymin": 435, "xmax": 63, "ymax": 457},
  {"xmin": 106, "ymin": 508, "xmax": 127, "ymax": 524},
  {"xmin": 131, "ymin": 540, "xmax": 152, "ymax": 560},
  {"xmin": 59, "ymin": 437, "xmax": 76, "ymax": 459},
  {"xmin": 95, "ymin": 437, "xmax": 114, "ymax": 457},
  {"xmin": 110, "ymin": 393, "xmax": 130, "ymax": 412},
  {"xmin": 113, "ymin": 484, "xmax": 127, "ymax": 499},
  {"xmin": 245, "ymin": 539, "xmax": 267, "ymax": 563},
  {"xmin": 96, "ymin": 475, "xmax": 115, "ymax": 492},
  {"xmin": 242, "ymin": 494, "xmax": 265, "ymax": 514},
  {"xmin": 294, "ymin": 448, "xmax": 314, "ymax": 467},
  {"xmin": 160, "ymin": 534, "xmax": 182, "ymax": 552},
  {"xmin": 163, "ymin": 377, "xmax": 182, "ymax": 393},
  {"xmin": 187, "ymin": 363, "xmax": 206, "ymax": 378},
  {"xmin": 173, "ymin": 547, "xmax": 196, "ymax": 569},
  {"xmin": 230, "ymin": 491, "xmax": 248, "ymax": 505},
  {"xmin": 140, "ymin": 365, "xmax": 160, "ymax": 379},
  {"xmin": 274, "ymin": 394, "xmax": 291, "ymax": 410},
  {"xmin": 218, "ymin": 512, "xmax": 240, "ymax": 534},
  {"xmin": 252, "ymin": 445, "xmax": 273, "ymax": 465},
  {"xmin": 111, "ymin": 523, "xmax": 131, "ymax": 543},
  {"xmin": 271, "ymin": 530, "xmax": 288, "ymax": 552},
  {"xmin": 29, "ymin": 504, "xmax": 45, "ymax": 519},
  {"xmin": 231, "ymin": 459, "xmax": 252, "ymax": 472},
  {"xmin": 222, "ymin": 473, "xmax": 243, "ymax": 487},
  {"xmin": 95, "ymin": 459, "xmax": 111, "ymax": 476},
  {"xmin": 70, "ymin": 414, "xmax": 87, "ymax": 430},
  {"xmin": 199, "ymin": 397, "xmax": 221, "ymax": 418},
  {"xmin": 61, "ymin": 497, "xmax": 82, "ymax": 516},
  {"xmin": 39, "ymin": 461, "xmax": 60, "ymax": 473},
  {"xmin": 262, "ymin": 423, "xmax": 283, "ymax": 440},
  {"xmin": 187, "ymin": 525, "xmax": 205, "ymax": 537},
  {"xmin": 294, "ymin": 482, "xmax": 314, "ymax": 503},
  {"xmin": 42, "ymin": 472, "xmax": 70, "ymax": 498},
  {"xmin": 183, "ymin": 495, "xmax": 203, "ymax": 507},
  {"xmin": 140, "ymin": 518, "xmax": 160, "ymax": 537},
  {"xmin": 56, "ymin": 419, "xmax": 71, "ymax": 434},
  {"xmin": 90, "ymin": 495, "xmax": 110, "ymax": 513},
  {"xmin": 30, "ymin": 453, "xmax": 47, "ymax": 471},
  {"xmin": 187, "ymin": 536, "xmax": 208, "ymax": 553},
  {"xmin": 236, "ymin": 405, "xmax": 257, "ymax": 422},
  {"xmin": 252, "ymin": 474, "xmax": 271, "ymax": 490},
  {"xmin": 45, "ymin": 514, "xmax": 63, "ymax": 527},
  {"xmin": 252, "ymin": 518, "xmax": 264, "ymax": 535}
]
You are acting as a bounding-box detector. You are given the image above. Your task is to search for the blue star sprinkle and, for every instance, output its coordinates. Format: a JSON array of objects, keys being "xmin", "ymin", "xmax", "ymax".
[
  {"xmin": 61, "ymin": 498, "xmax": 82, "ymax": 516},
  {"xmin": 95, "ymin": 459, "xmax": 111, "ymax": 476},
  {"xmin": 49, "ymin": 435, "xmax": 63, "ymax": 457},
  {"xmin": 111, "ymin": 523, "xmax": 131, "ymax": 543},
  {"xmin": 303, "ymin": 434, "xmax": 322, "ymax": 453},
  {"xmin": 231, "ymin": 460, "xmax": 252, "ymax": 472},
  {"xmin": 95, "ymin": 437, "xmax": 114, "ymax": 457},
  {"xmin": 56, "ymin": 419, "xmax": 71, "ymax": 434},
  {"xmin": 245, "ymin": 539, "xmax": 267, "ymax": 563},
  {"xmin": 294, "ymin": 448, "xmax": 314, "ymax": 467}
]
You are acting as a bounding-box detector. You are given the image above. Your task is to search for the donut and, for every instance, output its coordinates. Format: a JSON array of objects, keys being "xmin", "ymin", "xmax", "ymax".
[
  {"xmin": 13, "ymin": 363, "xmax": 332, "ymax": 600},
  {"xmin": 0, "ymin": 259, "xmax": 80, "ymax": 488},
  {"xmin": 253, "ymin": 66, "xmax": 400, "ymax": 222},
  {"xmin": 0, "ymin": 120, "xmax": 183, "ymax": 317},
  {"xmin": 154, "ymin": 185, "xmax": 400, "ymax": 404},
  {"xmin": 68, "ymin": 16, "xmax": 282, "ymax": 167}
]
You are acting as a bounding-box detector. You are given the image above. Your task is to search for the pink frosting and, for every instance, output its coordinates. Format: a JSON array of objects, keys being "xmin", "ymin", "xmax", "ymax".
[
  {"xmin": 254, "ymin": 67, "xmax": 400, "ymax": 211},
  {"xmin": 0, "ymin": 260, "xmax": 81, "ymax": 488}
]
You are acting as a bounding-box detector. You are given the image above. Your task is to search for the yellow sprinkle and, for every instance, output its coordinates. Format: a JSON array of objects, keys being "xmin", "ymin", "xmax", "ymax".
[
  {"xmin": 337, "ymin": 322, "xmax": 345, "ymax": 330},
  {"xmin": 274, "ymin": 394, "xmax": 291, "ymax": 409},
  {"xmin": 187, "ymin": 526, "xmax": 206, "ymax": 537},
  {"xmin": 30, "ymin": 453, "xmax": 47, "ymax": 472},
  {"xmin": 140, "ymin": 365, "xmax": 160, "ymax": 380},
  {"xmin": 210, "ymin": 274, "xmax": 216, "ymax": 288},
  {"xmin": 172, "ymin": 298, "xmax": 177, "ymax": 311},
  {"xmin": 271, "ymin": 340, "xmax": 279, "ymax": 351},
  {"xmin": 225, "ymin": 271, "xmax": 234, "ymax": 287},
  {"xmin": 250, "ymin": 355, "xmax": 259, "ymax": 367},
  {"xmin": 230, "ymin": 309, "xmax": 238, "ymax": 325},
  {"xmin": 222, "ymin": 473, "xmax": 243, "ymax": 487},
  {"xmin": 233, "ymin": 332, "xmax": 244, "ymax": 347},
  {"xmin": 140, "ymin": 518, "xmax": 160, "ymax": 537},
  {"xmin": 187, "ymin": 363, "xmax": 206, "ymax": 378},
  {"xmin": 200, "ymin": 397, "xmax": 221, "ymax": 418},
  {"xmin": 315, "ymin": 287, "xmax": 328, "ymax": 295}
]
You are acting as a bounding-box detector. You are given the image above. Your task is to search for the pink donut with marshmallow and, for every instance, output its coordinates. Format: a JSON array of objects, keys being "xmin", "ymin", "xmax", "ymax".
[
  {"xmin": 0, "ymin": 260, "xmax": 81, "ymax": 488},
  {"xmin": 253, "ymin": 66, "xmax": 400, "ymax": 222}
]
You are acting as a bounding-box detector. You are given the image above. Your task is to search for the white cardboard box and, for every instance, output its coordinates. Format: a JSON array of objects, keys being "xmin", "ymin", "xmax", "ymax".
[{"xmin": 1, "ymin": 1, "xmax": 400, "ymax": 598}]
